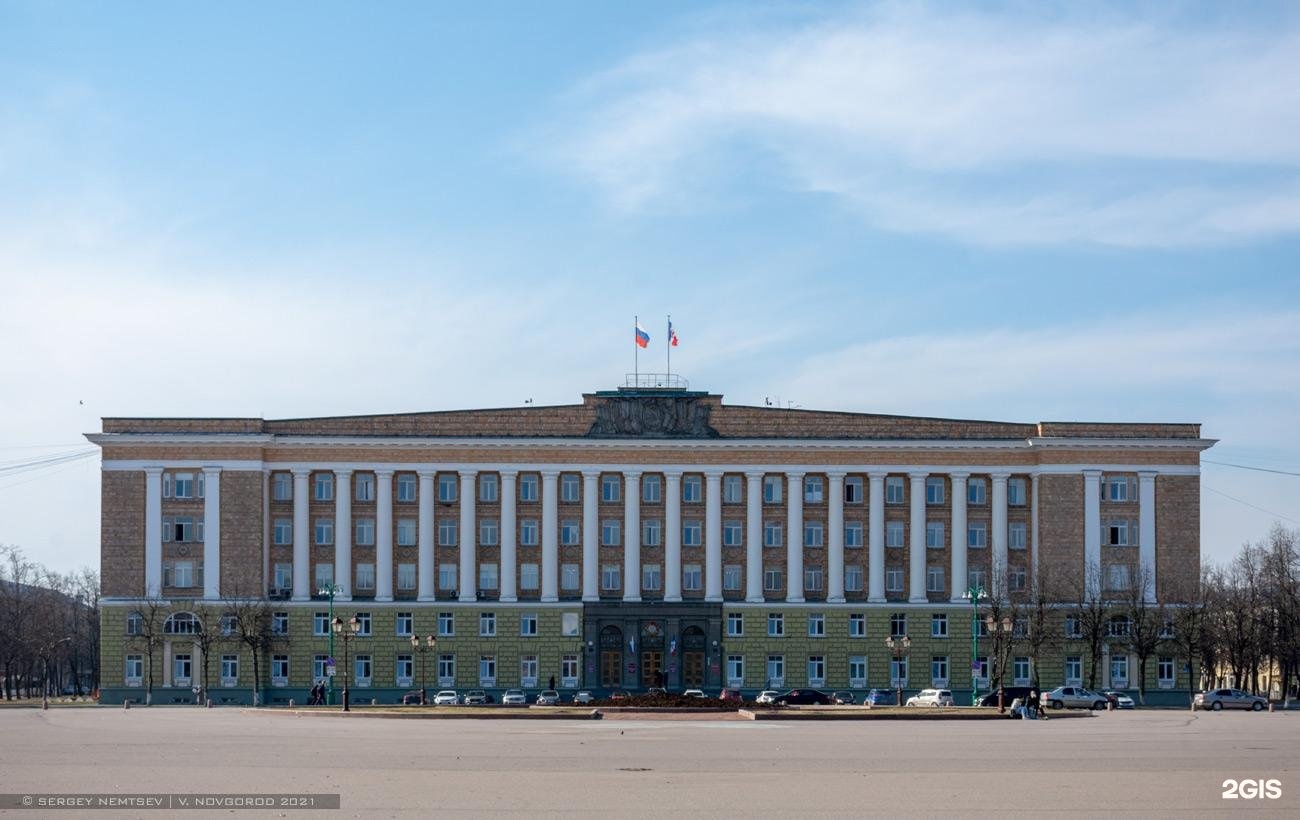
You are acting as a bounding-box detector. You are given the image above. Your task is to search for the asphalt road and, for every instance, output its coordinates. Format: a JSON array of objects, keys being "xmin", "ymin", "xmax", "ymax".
[{"xmin": 1, "ymin": 708, "xmax": 1296, "ymax": 818}]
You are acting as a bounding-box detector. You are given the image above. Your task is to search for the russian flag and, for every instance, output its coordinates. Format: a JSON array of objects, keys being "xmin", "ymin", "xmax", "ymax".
[
  {"xmin": 669, "ymin": 320, "xmax": 679, "ymax": 347},
  {"xmin": 635, "ymin": 322, "xmax": 650, "ymax": 348}
]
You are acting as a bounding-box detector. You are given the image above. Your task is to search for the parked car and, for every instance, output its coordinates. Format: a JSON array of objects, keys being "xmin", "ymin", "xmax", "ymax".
[
  {"xmin": 977, "ymin": 687, "xmax": 1035, "ymax": 708},
  {"xmin": 1044, "ymin": 686, "xmax": 1108, "ymax": 710},
  {"xmin": 683, "ymin": 689, "xmax": 706, "ymax": 698},
  {"xmin": 1194, "ymin": 688, "xmax": 1268, "ymax": 711},
  {"xmin": 463, "ymin": 690, "xmax": 489, "ymax": 705},
  {"xmin": 433, "ymin": 690, "xmax": 459, "ymax": 705},
  {"xmin": 608, "ymin": 690, "xmax": 631, "ymax": 701},
  {"xmin": 864, "ymin": 689, "xmax": 896, "ymax": 706},
  {"xmin": 831, "ymin": 691, "xmax": 856, "ymax": 705},
  {"xmin": 755, "ymin": 690, "xmax": 779, "ymax": 704},
  {"xmin": 773, "ymin": 689, "xmax": 832, "ymax": 705},
  {"xmin": 906, "ymin": 689, "xmax": 954, "ymax": 707},
  {"xmin": 1103, "ymin": 690, "xmax": 1135, "ymax": 709},
  {"xmin": 719, "ymin": 688, "xmax": 743, "ymax": 702},
  {"xmin": 647, "ymin": 687, "xmax": 667, "ymax": 696},
  {"xmin": 573, "ymin": 691, "xmax": 594, "ymax": 704},
  {"xmin": 501, "ymin": 689, "xmax": 527, "ymax": 705},
  {"xmin": 535, "ymin": 690, "xmax": 561, "ymax": 705}
]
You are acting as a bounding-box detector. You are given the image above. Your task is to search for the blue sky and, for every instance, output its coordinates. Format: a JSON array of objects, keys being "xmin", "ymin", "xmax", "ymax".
[{"xmin": 1, "ymin": 1, "xmax": 1298, "ymax": 574}]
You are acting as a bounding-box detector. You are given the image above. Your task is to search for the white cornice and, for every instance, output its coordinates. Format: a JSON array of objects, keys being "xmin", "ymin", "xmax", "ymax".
[
  {"xmin": 1028, "ymin": 437, "xmax": 1217, "ymax": 451},
  {"xmin": 87, "ymin": 433, "xmax": 273, "ymax": 446}
]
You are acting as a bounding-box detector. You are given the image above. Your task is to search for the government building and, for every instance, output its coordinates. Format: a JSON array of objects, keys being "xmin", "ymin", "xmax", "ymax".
[{"xmin": 89, "ymin": 385, "xmax": 1212, "ymax": 705}]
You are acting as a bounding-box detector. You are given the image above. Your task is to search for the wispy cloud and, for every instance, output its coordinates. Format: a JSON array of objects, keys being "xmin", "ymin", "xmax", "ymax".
[{"xmin": 548, "ymin": 4, "xmax": 1300, "ymax": 246}]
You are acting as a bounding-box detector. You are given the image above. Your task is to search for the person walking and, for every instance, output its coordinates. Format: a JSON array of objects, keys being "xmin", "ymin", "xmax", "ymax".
[{"xmin": 549, "ymin": 675, "xmax": 556, "ymax": 691}]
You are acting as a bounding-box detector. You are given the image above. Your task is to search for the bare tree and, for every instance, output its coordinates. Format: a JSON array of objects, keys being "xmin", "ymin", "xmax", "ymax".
[
  {"xmin": 1024, "ymin": 569, "xmax": 1062, "ymax": 692},
  {"xmin": 1260, "ymin": 525, "xmax": 1300, "ymax": 705},
  {"xmin": 1168, "ymin": 569, "xmax": 1213, "ymax": 708},
  {"xmin": 127, "ymin": 597, "xmax": 169, "ymax": 705},
  {"xmin": 983, "ymin": 570, "xmax": 1021, "ymax": 698},
  {"xmin": 190, "ymin": 603, "xmax": 228, "ymax": 702},
  {"xmin": 1065, "ymin": 565, "xmax": 1109, "ymax": 689},
  {"xmin": 224, "ymin": 589, "xmax": 277, "ymax": 706},
  {"xmin": 1123, "ymin": 562, "xmax": 1164, "ymax": 705}
]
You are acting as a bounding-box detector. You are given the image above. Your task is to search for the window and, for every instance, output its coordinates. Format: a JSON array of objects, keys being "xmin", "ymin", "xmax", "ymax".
[
  {"xmin": 642, "ymin": 564, "xmax": 661, "ymax": 592},
  {"xmin": 561, "ymin": 474, "xmax": 580, "ymax": 502},
  {"xmin": 1159, "ymin": 618, "xmax": 1176, "ymax": 640},
  {"xmin": 355, "ymin": 518, "xmax": 375, "ymax": 546},
  {"xmin": 479, "ymin": 656, "xmax": 496, "ymax": 686},
  {"xmin": 273, "ymin": 563, "xmax": 292, "ymax": 592},
  {"xmin": 807, "ymin": 656, "xmax": 826, "ymax": 686},
  {"xmin": 601, "ymin": 565, "xmax": 620, "ymax": 592},
  {"xmin": 727, "ymin": 612, "xmax": 744, "ymax": 637},
  {"xmin": 561, "ymin": 564, "xmax": 579, "ymax": 591},
  {"xmin": 890, "ymin": 657, "xmax": 908, "ymax": 687},
  {"xmin": 396, "ymin": 473, "xmax": 417, "ymax": 503},
  {"xmin": 1009, "ymin": 522, "xmax": 1027, "ymax": 550},
  {"xmin": 973, "ymin": 656, "xmax": 989, "ymax": 683},
  {"xmin": 1064, "ymin": 615, "xmax": 1082, "ymax": 639},
  {"xmin": 271, "ymin": 655, "xmax": 288, "ymax": 686},
  {"xmin": 1008, "ymin": 570, "xmax": 1026, "ymax": 592},
  {"xmin": 397, "ymin": 519, "xmax": 417, "ymax": 547},
  {"xmin": 479, "ymin": 564, "xmax": 499, "ymax": 591},
  {"xmin": 889, "ymin": 613, "xmax": 907, "ymax": 637},
  {"xmin": 354, "ymin": 612, "xmax": 372, "ymax": 636},
  {"xmin": 1105, "ymin": 475, "xmax": 1135, "ymax": 502},
  {"xmin": 163, "ymin": 516, "xmax": 199, "ymax": 544},
  {"xmin": 314, "ymin": 563, "xmax": 333, "ymax": 590},
  {"xmin": 845, "ymin": 522, "xmax": 863, "ymax": 548},
  {"xmin": 845, "ymin": 565, "xmax": 864, "ymax": 592},
  {"xmin": 520, "ymin": 656, "xmax": 539, "ymax": 687},
  {"xmin": 519, "ymin": 613, "xmax": 538, "ymax": 636},
  {"xmin": 314, "ymin": 473, "xmax": 334, "ymax": 502},
  {"xmin": 932, "ymin": 656, "xmax": 949, "ymax": 686},
  {"xmin": 767, "ymin": 656, "xmax": 785, "ymax": 687},
  {"xmin": 395, "ymin": 655, "xmax": 413, "ymax": 686},
  {"xmin": 561, "ymin": 519, "xmax": 580, "ymax": 546},
  {"xmin": 1108, "ymin": 616, "xmax": 1131, "ymax": 638},
  {"xmin": 804, "ymin": 476, "xmax": 824, "ymax": 503},
  {"xmin": 273, "ymin": 473, "xmax": 292, "ymax": 501},
  {"xmin": 561, "ymin": 655, "xmax": 579, "ymax": 686},
  {"xmin": 520, "ymin": 563, "xmax": 540, "ymax": 591},
  {"xmin": 437, "ymin": 474, "xmax": 457, "ymax": 503},
  {"xmin": 768, "ymin": 613, "xmax": 786, "ymax": 636},
  {"xmin": 314, "ymin": 518, "xmax": 334, "ymax": 546},
  {"xmin": 641, "ymin": 475, "xmax": 661, "ymax": 503},
  {"xmin": 844, "ymin": 476, "xmax": 863, "ymax": 503},
  {"xmin": 520, "ymin": 519, "xmax": 539, "ymax": 546},
  {"xmin": 849, "ymin": 613, "xmax": 866, "ymax": 638},
  {"xmin": 125, "ymin": 611, "xmax": 143, "ymax": 635},
  {"xmin": 601, "ymin": 475, "xmax": 620, "ymax": 503},
  {"xmin": 968, "ymin": 522, "xmax": 988, "ymax": 548},
  {"xmin": 885, "ymin": 476, "xmax": 905, "ymax": 505},
  {"xmin": 1110, "ymin": 656, "xmax": 1128, "ymax": 687},
  {"xmin": 389, "ymin": 611, "xmax": 411, "ymax": 637},
  {"xmin": 313, "ymin": 612, "xmax": 329, "ymax": 635},
  {"xmin": 727, "ymin": 655, "xmax": 745, "ymax": 687},
  {"xmin": 601, "ymin": 520, "xmax": 621, "ymax": 547},
  {"xmin": 1107, "ymin": 563, "xmax": 1131, "ymax": 591},
  {"xmin": 925, "ymin": 521, "xmax": 945, "ymax": 549},
  {"xmin": 849, "ymin": 656, "xmax": 866, "ymax": 687},
  {"xmin": 885, "ymin": 568, "xmax": 904, "ymax": 592},
  {"xmin": 968, "ymin": 568, "xmax": 987, "ymax": 590},
  {"xmin": 397, "ymin": 563, "xmax": 416, "ymax": 591},
  {"xmin": 1013, "ymin": 616, "xmax": 1027, "ymax": 638},
  {"xmin": 438, "ymin": 520, "xmax": 458, "ymax": 547},
  {"xmin": 804, "ymin": 568, "xmax": 824, "ymax": 592},
  {"xmin": 804, "ymin": 521, "xmax": 824, "ymax": 548},
  {"xmin": 519, "ymin": 474, "xmax": 539, "ymax": 502},
  {"xmin": 438, "ymin": 612, "xmax": 454, "ymax": 636},
  {"xmin": 723, "ymin": 475, "xmax": 742, "ymax": 503},
  {"xmin": 723, "ymin": 520, "xmax": 743, "ymax": 547},
  {"xmin": 348, "ymin": 655, "xmax": 370, "ymax": 687},
  {"xmin": 478, "ymin": 473, "xmax": 498, "ymax": 503},
  {"xmin": 438, "ymin": 654, "xmax": 456, "ymax": 685},
  {"xmin": 172, "ymin": 561, "xmax": 194, "ymax": 588},
  {"xmin": 438, "ymin": 565, "xmax": 457, "ymax": 592},
  {"xmin": 1065, "ymin": 656, "xmax": 1082, "ymax": 685},
  {"xmin": 1008, "ymin": 478, "xmax": 1027, "ymax": 506},
  {"xmin": 723, "ymin": 564, "xmax": 742, "ymax": 591},
  {"xmin": 683, "ymin": 564, "xmax": 702, "ymax": 591},
  {"xmin": 762, "ymin": 475, "xmax": 782, "ymax": 504},
  {"xmin": 763, "ymin": 567, "xmax": 783, "ymax": 592},
  {"xmin": 683, "ymin": 520, "xmax": 702, "ymax": 547},
  {"xmin": 932, "ymin": 613, "xmax": 948, "ymax": 638},
  {"xmin": 356, "ymin": 563, "xmax": 375, "ymax": 591},
  {"xmin": 1158, "ymin": 657, "xmax": 1175, "ymax": 687},
  {"xmin": 356, "ymin": 473, "xmax": 376, "ymax": 502},
  {"xmin": 763, "ymin": 521, "xmax": 783, "ymax": 548},
  {"xmin": 478, "ymin": 612, "xmax": 496, "ymax": 637},
  {"xmin": 273, "ymin": 519, "xmax": 292, "ymax": 546},
  {"xmin": 925, "ymin": 477, "xmax": 945, "ymax": 505},
  {"xmin": 682, "ymin": 475, "xmax": 702, "ymax": 503},
  {"xmin": 1105, "ymin": 519, "xmax": 1136, "ymax": 547},
  {"xmin": 641, "ymin": 518, "xmax": 661, "ymax": 547},
  {"xmin": 808, "ymin": 613, "xmax": 825, "ymax": 637},
  {"xmin": 221, "ymin": 655, "xmax": 239, "ymax": 685},
  {"xmin": 968, "ymin": 478, "xmax": 987, "ymax": 505},
  {"xmin": 886, "ymin": 521, "xmax": 904, "ymax": 548},
  {"xmin": 561, "ymin": 612, "xmax": 580, "ymax": 636},
  {"xmin": 479, "ymin": 518, "xmax": 499, "ymax": 547}
]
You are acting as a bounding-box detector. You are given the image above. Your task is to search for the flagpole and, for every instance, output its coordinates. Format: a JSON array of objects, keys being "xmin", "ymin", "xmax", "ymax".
[
  {"xmin": 634, "ymin": 315, "xmax": 639, "ymax": 387},
  {"xmin": 666, "ymin": 314, "xmax": 671, "ymax": 378}
]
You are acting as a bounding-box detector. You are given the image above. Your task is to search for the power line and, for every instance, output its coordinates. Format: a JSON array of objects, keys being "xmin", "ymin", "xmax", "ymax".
[
  {"xmin": 1203, "ymin": 485, "xmax": 1300, "ymax": 527},
  {"xmin": 1203, "ymin": 459, "xmax": 1300, "ymax": 478},
  {"xmin": 0, "ymin": 449, "xmax": 99, "ymax": 477}
]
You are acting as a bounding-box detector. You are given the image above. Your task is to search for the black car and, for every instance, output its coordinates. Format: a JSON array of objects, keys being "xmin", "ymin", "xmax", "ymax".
[
  {"xmin": 773, "ymin": 689, "xmax": 832, "ymax": 705},
  {"xmin": 977, "ymin": 687, "xmax": 1034, "ymax": 708},
  {"xmin": 831, "ymin": 691, "xmax": 856, "ymax": 705}
]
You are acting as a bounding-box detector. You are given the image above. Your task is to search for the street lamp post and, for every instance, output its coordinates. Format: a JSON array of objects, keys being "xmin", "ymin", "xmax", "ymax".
[
  {"xmin": 332, "ymin": 615, "xmax": 360, "ymax": 712},
  {"xmin": 39, "ymin": 636, "xmax": 72, "ymax": 710},
  {"xmin": 411, "ymin": 634, "xmax": 435, "ymax": 705},
  {"xmin": 884, "ymin": 635, "xmax": 911, "ymax": 707},
  {"xmin": 985, "ymin": 615, "xmax": 1014, "ymax": 713},
  {"xmin": 964, "ymin": 585, "xmax": 988, "ymax": 706},
  {"xmin": 319, "ymin": 583, "xmax": 342, "ymax": 705}
]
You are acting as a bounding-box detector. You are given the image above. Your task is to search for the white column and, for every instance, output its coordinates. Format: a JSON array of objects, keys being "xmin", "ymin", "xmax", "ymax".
[
  {"xmin": 745, "ymin": 472, "xmax": 764, "ymax": 602},
  {"xmin": 908, "ymin": 472, "xmax": 928, "ymax": 603},
  {"xmin": 786, "ymin": 472, "xmax": 805, "ymax": 603},
  {"xmin": 664, "ymin": 471, "xmax": 683, "ymax": 602},
  {"xmin": 1138, "ymin": 471, "xmax": 1157, "ymax": 604},
  {"xmin": 623, "ymin": 471, "xmax": 642, "ymax": 603},
  {"xmin": 867, "ymin": 472, "xmax": 886, "ymax": 603},
  {"xmin": 582, "ymin": 471, "xmax": 599, "ymax": 601},
  {"xmin": 458, "ymin": 471, "xmax": 477, "ymax": 602},
  {"xmin": 261, "ymin": 468, "xmax": 270, "ymax": 598},
  {"xmin": 949, "ymin": 472, "xmax": 969, "ymax": 603},
  {"xmin": 202, "ymin": 467, "xmax": 221, "ymax": 600},
  {"xmin": 291, "ymin": 469, "xmax": 311, "ymax": 601},
  {"xmin": 416, "ymin": 470, "xmax": 433, "ymax": 601},
  {"xmin": 705, "ymin": 471, "xmax": 723, "ymax": 602},
  {"xmin": 827, "ymin": 472, "xmax": 845, "ymax": 603},
  {"xmin": 541, "ymin": 470, "xmax": 560, "ymax": 602},
  {"xmin": 375, "ymin": 470, "xmax": 394, "ymax": 602},
  {"xmin": 1030, "ymin": 474, "xmax": 1040, "ymax": 592},
  {"xmin": 144, "ymin": 467, "xmax": 163, "ymax": 598},
  {"xmin": 499, "ymin": 471, "xmax": 518, "ymax": 603},
  {"xmin": 335, "ymin": 470, "xmax": 354, "ymax": 601},
  {"xmin": 1083, "ymin": 470, "xmax": 1102, "ymax": 601},
  {"xmin": 991, "ymin": 473, "xmax": 1009, "ymax": 596}
]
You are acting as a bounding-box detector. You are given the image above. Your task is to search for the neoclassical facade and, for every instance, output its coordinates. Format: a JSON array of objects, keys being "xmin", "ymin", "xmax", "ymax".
[{"xmin": 91, "ymin": 387, "xmax": 1212, "ymax": 704}]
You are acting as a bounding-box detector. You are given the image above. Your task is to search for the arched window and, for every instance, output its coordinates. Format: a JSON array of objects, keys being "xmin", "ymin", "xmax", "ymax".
[{"xmin": 164, "ymin": 612, "xmax": 201, "ymax": 635}]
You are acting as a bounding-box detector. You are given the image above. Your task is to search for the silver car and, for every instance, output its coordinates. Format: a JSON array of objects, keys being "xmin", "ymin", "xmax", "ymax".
[
  {"xmin": 432, "ymin": 690, "xmax": 458, "ymax": 705},
  {"xmin": 1044, "ymin": 686, "xmax": 1108, "ymax": 710},
  {"xmin": 1194, "ymin": 688, "xmax": 1268, "ymax": 711},
  {"xmin": 906, "ymin": 689, "xmax": 954, "ymax": 707},
  {"xmin": 535, "ymin": 690, "xmax": 561, "ymax": 705},
  {"xmin": 501, "ymin": 689, "xmax": 527, "ymax": 705}
]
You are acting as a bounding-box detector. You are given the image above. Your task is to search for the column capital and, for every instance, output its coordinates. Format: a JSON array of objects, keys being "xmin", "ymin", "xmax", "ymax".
[
  {"xmin": 458, "ymin": 469, "xmax": 479, "ymax": 478},
  {"xmin": 1082, "ymin": 469, "xmax": 1103, "ymax": 479},
  {"xmin": 622, "ymin": 470, "xmax": 643, "ymax": 479},
  {"xmin": 785, "ymin": 470, "xmax": 806, "ymax": 480},
  {"xmin": 1137, "ymin": 470, "xmax": 1158, "ymax": 481},
  {"xmin": 948, "ymin": 471, "xmax": 970, "ymax": 481},
  {"xmin": 908, "ymin": 470, "xmax": 929, "ymax": 479},
  {"xmin": 663, "ymin": 469, "xmax": 684, "ymax": 480},
  {"xmin": 201, "ymin": 465, "xmax": 223, "ymax": 476},
  {"xmin": 540, "ymin": 469, "xmax": 561, "ymax": 479},
  {"xmin": 291, "ymin": 468, "xmax": 312, "ymax": 478},
  {"xmin": 374, "ymin": 469, "xmax": 395, "ymax": 478},
  {"xmin": 338, "ymin": 468, "xmax": 357, "ymax": 478},
  {"xmin": 143, "ymin": 466, "xmax": 164, "ymax": 476},
  {"xmin": 744, "ymin": 470, "xmax": 766, "ymax": 479},
  {"xmin": 868, "ymin": 470, "xmax": 888, "ymax": 481},
  {"xmin": 990, "ymin": 472, "xmax": 1011, "ymax": 481},
  {"xmin": 499, "ymin": 469, "xmax": 519, "ymax": 480},
  {"xmin": 582, "ymin": 469, "xmax": 602, "ymax": 479},
  {"xmin": 825, "ymin": 470, "xmax": 847, "ymax": 480},
  {"xmin": 704, "ymin": 470, "xmax": 724, "ymax": 481}
]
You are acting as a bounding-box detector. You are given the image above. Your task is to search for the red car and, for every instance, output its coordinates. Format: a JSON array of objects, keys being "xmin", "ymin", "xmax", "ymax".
[{"xmin": 719, "ymin": 688, "xmax": 743, "ymax": 702}]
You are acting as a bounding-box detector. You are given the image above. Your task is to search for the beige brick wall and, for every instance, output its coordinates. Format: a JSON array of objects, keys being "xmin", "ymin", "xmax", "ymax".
[
  {"xmin": 221, "ymin": 471, "xmax": 264, "ymax": 596},
  {"xmin": 1038, "ymin": 474, "xmax": 1084, "ymax": 599},
  {"xmin": 102, "ymin": 472, "xmax": 144, "ymax": 598},
  {"xmin": 1157, "ymin": 475, "xmax": 1200, "ymax": 602}
]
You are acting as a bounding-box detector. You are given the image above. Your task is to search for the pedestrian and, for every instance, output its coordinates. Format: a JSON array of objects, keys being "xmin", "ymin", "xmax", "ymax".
[
  {"xmin": 549, "ymin": 675, "xmax": 555, "ymax": 691},
  {"xmin": 312, "ymin": 683, "xmax": 322, "ymax": 706}
]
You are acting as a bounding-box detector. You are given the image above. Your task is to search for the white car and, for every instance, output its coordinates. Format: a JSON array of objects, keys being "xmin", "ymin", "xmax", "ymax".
[
  {"xmin": 501, "ymin": 689, "xmax": 527, "ymax": 705},
  {"xmin": 755, "ymin": 690, "xmax": 779, "ymax": 704},
  {"xmin": 1045, "ymin": 686, "xmax": 1108, "ymax": 710},
  {"xmin": 906, "ymin": 689, "xmax": 954, "ymax": 707},
  {"xmin": 683, "ymin": 689, "xmax": 706, "ymax": 698},
  {"xmin": 535, "ymin": 690, "xmax": 561, "ymax": 705},
  {"xmin": 433, "ymin": 690, "xmax": 459, "ymax": 705}
]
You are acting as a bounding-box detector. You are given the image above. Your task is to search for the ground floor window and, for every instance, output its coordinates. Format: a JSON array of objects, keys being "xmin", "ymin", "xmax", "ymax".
[
  {"xmin": 220, "ymin": 655, "xmax": 238, "ymax": 686},
  {"xmin": 766, "ymin": 656, "xmax": 784, "ymax": 688},
  {"xmin": 1110, "ymin": 656, "xmax": 1129, "ymax": 688},
  {"xmin": 932, "ymin": 656, "xmax": 949, "ymax": 687},
  {"xmin": 848, "ymin": 656, "xmax": 866, "ymax": 688},
  {"xmin": 727, "ymin": 655, "xmax": 744, "ymax": 687},
  {"xmin": 891, "ymin": 658, "xmax": 908, "ymax": 687},
  {"xmin": 396, "ymin": 655, "xmax": 413, "ymax": 687},
  {"xmin": 173, "ymin": 653, "xmax": 192, "ymax": 687},
  {"xmin": 125, "ymin": 655, "xmax": 143, "ymax": 686},
  {"xmin": 271, "ymin": 655, "xmax": 288, "ymax": 687},
  {"xmin": 561, "ymin": 654, "xmax": 579, "ymax": 688},
  {"xmin": 354, "ymin": 655, "xmax": 372, "ymax": 687},
  {"xmin": 1013, "ymin": 656, "xmax": 1030, "ymax": 686},
  {"xmin": 807, "ymin": 656, "xmax": 825, "ymax": 687},
  {"xmin": 479, "ymin": 655, "xmax": 496, "ymax": 686},
  {"xmin": 438, "ymin": 654, "xmax": 456, "ymax": 687},
  {"xmin": 1158, "ymin": 656, "xmax": 1175, "ymax": 688}
]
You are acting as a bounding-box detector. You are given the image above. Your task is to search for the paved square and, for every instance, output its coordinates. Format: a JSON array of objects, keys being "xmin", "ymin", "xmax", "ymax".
[{"xmin": 2, "ymin": 709, "xmax": 1297, "ymax": 818}]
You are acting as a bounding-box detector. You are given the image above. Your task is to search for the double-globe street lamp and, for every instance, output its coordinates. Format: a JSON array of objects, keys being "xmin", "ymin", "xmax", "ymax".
[
  {"xmin": 332, "ymin": 615, "xmax": 360, "ymax": 712},
  {"xmin": 986, "ymin": 615, "xmax": 1014, "ymax": 713},
  {"xmin": 410, "ymin": 634, "xmax": 436, "ymax": 705},
  {"xmin": 884, "ymin": 635, "xmax": 911, "ymax": 707},
  {"xmin": 964, "ymin": 585, "xmax": 988, "ymax": 706},
  {"xmin": 318, "ymin": 583, "xmax": 343, "ymax": 706}
]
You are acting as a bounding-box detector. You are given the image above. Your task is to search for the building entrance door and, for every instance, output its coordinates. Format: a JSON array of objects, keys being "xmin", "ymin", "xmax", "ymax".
[
  {"xmin": 599, "ymin": 624, "xmax": 623, "ymax": 688},
  {"xmin": 683, "ymin": 652, "xmax": 704, "ymax": 688},
  {"xmin": 641, "ymin": 651, "xmax": 663, "ymax": 688}
]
